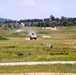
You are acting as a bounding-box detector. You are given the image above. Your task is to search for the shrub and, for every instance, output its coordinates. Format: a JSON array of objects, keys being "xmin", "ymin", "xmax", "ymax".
[
  {"xmin": 0, "ymin": 36, "xmax": 8, "ymax": 40},
  {"xmin": 37, "ymin": 31, "xmax": 49, "ymax": 34},
  {"xmin": 16, "ymin": 52, "xmax": 23, "ymax": 56}
]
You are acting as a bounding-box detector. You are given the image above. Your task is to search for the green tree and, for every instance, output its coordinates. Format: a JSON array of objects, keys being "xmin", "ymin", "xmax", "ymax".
[
  {"xmin": 50, "ymin": 15, "xmax": 55, "ymax": 21},
  {"xmin": 50, "ymin": 21, "xmax": 57, "ymax": 27}
]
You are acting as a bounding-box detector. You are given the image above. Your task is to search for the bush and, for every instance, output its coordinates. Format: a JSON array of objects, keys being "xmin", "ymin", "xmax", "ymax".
[
  {"xmin": 0, "ymin": 36, "xmax": 8, "ymax": 40},
  {"xmin": 16, "ymin": 52, "xmax": 23, "ymax": 56}
]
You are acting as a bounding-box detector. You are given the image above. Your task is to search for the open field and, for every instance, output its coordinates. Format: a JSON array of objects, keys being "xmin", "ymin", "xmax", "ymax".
[
  {"xmin": 0, "ymin": 64, "xmax": 76, "ymax": 73},
  {"xmin": 0, "ymin": 26, "xmax": 76, "ymax": 62}
]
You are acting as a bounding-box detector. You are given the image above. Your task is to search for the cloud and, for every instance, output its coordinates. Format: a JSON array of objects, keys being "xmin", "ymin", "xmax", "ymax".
[
  {"xmin": 72, "ymin": 4, "xmax": 76, "ymax": 8},
  {"xmin": 40, "ymin": 5, "xmax": 48, "ymax": 10},
  {"xmin": 0, "ymin": 6, "xmax": 4, "ymax": 12},
  {"xmin": 51, "ymin": 7, "xmax": 62, "ymax": 13},
  {"xmin": 24, "ymin": 0, "xmax": 36, "ymax": 7}
]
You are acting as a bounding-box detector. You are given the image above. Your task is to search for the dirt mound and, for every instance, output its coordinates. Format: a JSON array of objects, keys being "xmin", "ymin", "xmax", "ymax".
[
  {"xmin": 42, "ymin": 27, "xmax": 58, "ymax": 31},
  {"xmin": 50, "ymin": 27, "xmax": 57, "ymax": 31},
  {"xmin": 16, "ymin": 29, "xmax": 22, "ymax": 32}
]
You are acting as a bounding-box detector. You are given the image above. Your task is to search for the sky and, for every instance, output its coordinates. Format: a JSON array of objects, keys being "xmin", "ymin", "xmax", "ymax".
[{"xmin": 0, "ymin": 0, "xmax": 76, "ymax": 20}]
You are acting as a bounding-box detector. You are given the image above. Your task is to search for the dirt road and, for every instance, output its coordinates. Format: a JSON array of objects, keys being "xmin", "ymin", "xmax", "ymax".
[
  {"xmin": 0, "ymin": 73, "xmax": 76, "ymax": 75},
  {"xmin": 0, "ymin": 61, "xmax": 76, "ymax": 66}
]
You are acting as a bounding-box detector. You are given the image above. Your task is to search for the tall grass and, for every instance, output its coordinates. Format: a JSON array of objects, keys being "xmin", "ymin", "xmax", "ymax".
[{"xmin": 0, "ymin": 64, "xmax": 76, "ymax": 73}]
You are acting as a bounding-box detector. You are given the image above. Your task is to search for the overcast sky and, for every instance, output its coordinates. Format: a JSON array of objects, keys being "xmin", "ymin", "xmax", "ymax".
[{"xmin": 0, "ymin": 0, "xmax": 76, "ymax": 20}]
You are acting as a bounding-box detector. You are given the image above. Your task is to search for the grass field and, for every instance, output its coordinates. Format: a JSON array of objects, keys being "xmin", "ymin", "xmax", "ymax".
[
  {"xmin": 0, "ymin": 64, "xmax": 76, "ymax": 73},
  {"xmin": 0, "ymin": 26, "xmax": 76, "ymax": 62}
]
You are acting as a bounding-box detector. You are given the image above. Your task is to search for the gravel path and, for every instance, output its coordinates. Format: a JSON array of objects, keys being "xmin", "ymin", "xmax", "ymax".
[{"xmin": 0, "ymin": 61, "xmax": 76, "ymax": 66}]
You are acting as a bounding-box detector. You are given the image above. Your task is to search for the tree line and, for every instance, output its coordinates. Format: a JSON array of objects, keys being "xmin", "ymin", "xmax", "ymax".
[
  {"xmin": 0, "ymin": 15, "xmax": 76, "ymax": 29},
  {"xmin": 19, "ymin": 15, "xmax": 76, "ymax": 27}
]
